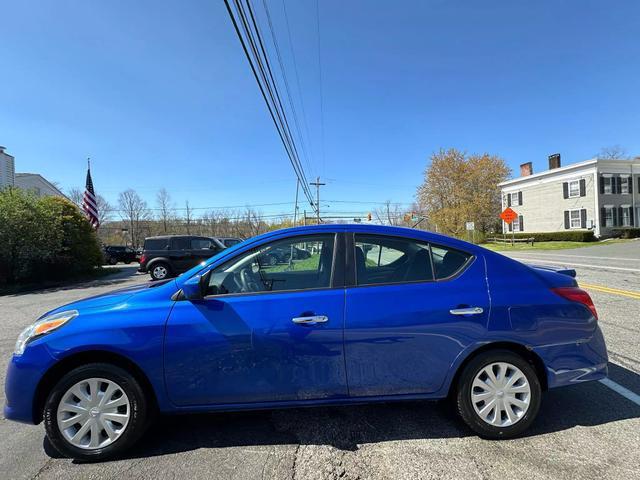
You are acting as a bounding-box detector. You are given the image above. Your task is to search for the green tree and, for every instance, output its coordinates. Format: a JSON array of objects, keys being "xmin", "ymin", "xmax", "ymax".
[{"xmin": 417, "ymin": 148, "xmax": 511, "ymax": 237}]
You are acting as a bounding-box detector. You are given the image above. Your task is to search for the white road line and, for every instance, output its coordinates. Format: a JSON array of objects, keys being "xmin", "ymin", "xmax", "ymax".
[
  {"xmin": 599, "ymin": 378, "xmax": 640, "ymax": 406},
  {"xmin": 508, "ymin": 257, "xmax": 640, "ymax": 273},
  {"xmin": 508, "ymin": 253, "xmax": 640, "ymax": 263}
]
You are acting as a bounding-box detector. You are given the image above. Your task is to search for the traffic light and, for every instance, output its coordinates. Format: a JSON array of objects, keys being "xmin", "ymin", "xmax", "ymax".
[{"xmin": 367, "ymin": 212, "xmax": 372, "ymax": 221}]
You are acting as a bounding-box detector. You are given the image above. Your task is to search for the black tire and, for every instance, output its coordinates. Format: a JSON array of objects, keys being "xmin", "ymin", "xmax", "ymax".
[
  {"xmin": 43, "ymin": 363, "xmax": 149, "ymax": 461},
  {"xmin": 149, "ymin": 262, "xmax": 171, "ymax": 281},
  {"xmin": 455, "ymin": 349, "xmax": 541, "ymax": 439}
]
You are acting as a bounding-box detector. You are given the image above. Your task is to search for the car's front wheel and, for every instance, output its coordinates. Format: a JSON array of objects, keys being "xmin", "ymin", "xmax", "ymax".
[
  {"xmin": 43, "ymin": 363, "xmax": 149, "ymax": 461},
  {"xmin": 455, "ymin": 349, "xmax": 541, "ymax": 439}
]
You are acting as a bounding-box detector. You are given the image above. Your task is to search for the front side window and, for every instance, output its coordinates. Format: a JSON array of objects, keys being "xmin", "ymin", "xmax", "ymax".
[
  {"xmin": 569, "ymin": 210, "xmax": 581, "ymax": 228},
  {"xmin": 206, "ymin": 234, "xmax": 335, "ymax": 296},
  {"xmin": 191, "ymin": 238, "xmax": 213, "ymax": 250},
  {"xmin": 568, "ymin": 180, "xmax": 580, "ymax": 198}
]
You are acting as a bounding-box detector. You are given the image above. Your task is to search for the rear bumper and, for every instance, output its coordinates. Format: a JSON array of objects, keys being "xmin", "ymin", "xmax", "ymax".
[
  {"xmin": 138, "ymin": 264, "xmax": 147, "ymax": 273},
  {"xmin": 534, "ymin": 326, "xmax": 609, "ymax": 389}
]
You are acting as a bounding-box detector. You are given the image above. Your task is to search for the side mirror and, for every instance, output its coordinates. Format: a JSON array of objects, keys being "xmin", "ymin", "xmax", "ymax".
[{"xmin": 182, "ymin": 271, "xmax": 211, "ymax": 300}]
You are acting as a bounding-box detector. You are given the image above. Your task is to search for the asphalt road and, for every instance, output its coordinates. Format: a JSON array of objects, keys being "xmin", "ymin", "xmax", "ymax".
[{"xmin": 1, "ymin": 248, "xmax": 639, "ymax": 480}]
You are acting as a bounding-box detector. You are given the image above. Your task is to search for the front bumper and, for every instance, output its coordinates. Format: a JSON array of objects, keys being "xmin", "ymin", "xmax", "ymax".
[
  {"xmin": 4, "ymin": 343, "xmax": 57, "ymax": 424},
  {"xmin": 533, "ymin": 325, "xmax": 609, "ymax": 389}
]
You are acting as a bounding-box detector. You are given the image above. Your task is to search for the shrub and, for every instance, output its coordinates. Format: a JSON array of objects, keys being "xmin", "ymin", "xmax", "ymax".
[
  {"xmin": 493, "ymin": 231, "xmax": 596, "ymax": 242},
  {"xmin": 611, "ymin": 228, "xmax": 640, "ymax": 239},
  {"xmin": 0, "ymin": 189, "xmax": 102, "ymax": 285}
]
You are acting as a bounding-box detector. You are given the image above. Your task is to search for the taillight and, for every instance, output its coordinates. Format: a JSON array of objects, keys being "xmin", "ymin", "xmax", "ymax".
[
  {"xmin": 140, "ymin": 254, "xmax": 147, "ymax": 264},
  {"xmin": 551, "ymin": 287, "xmax": 598, "ymax": 320}
]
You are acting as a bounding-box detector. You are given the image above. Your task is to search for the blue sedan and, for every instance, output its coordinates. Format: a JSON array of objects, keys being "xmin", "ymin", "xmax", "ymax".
[{"xmin": 4, "ymin": 225, "xmax": 608, "ymax": 461}]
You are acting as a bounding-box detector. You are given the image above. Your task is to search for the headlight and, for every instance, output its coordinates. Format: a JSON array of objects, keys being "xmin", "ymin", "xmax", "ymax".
[{"xmin": 14, "ymin": 310, "xmax": 78, "ymax": 356}]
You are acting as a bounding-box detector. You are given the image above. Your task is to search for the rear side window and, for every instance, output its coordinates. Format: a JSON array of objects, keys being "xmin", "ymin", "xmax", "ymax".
[
  {"xmin": 144, "ymin": 238, "xmax": 169, "ymax": 250},
  {"xmin": 430, "ymin": 245, "xmax": 471, "ymax": 279},
  {"xmin": 354, "ymin": 234, "xmax": 433, "ymax": 286},
  {"xmin": 171, "ymin": 237, "xmax": 191, "ymax": 250}
]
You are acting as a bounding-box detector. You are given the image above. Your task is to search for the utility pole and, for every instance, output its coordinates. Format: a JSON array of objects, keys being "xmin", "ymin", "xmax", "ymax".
[
  {"xmin": 309, "ymin": 176, "xmax": 325, "ymax": 224},
  {"xmin": 293, "ymin": 179, "xmax": 299, "ymax": 226}
]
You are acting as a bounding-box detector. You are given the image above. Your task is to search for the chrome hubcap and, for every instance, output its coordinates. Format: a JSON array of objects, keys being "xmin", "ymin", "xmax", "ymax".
[
  {"xmin": 57, "ymin": 378, "xmax": 130, "ymax": 450},
  {"xmin": 471, "ymin": 362, "xmax": 531, "ymax": 427},
  {"xmin": 153, "ymin": 266, "xmax": 167, "ymax": 279}
]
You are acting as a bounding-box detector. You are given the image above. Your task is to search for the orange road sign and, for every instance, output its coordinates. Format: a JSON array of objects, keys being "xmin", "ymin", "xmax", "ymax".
[{"xmin": 500, "ymin": 207, "xmax": 518, "ymax": 224}]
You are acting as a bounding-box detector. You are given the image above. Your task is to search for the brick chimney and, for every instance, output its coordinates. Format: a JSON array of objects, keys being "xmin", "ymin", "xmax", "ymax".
[
  {"xmin": 520, "ymin": 162, "xmax": 533, "ymax": 177},
  {"xmin": 548, "ymin": 153, "xmax": 561, "ymax": 170}
]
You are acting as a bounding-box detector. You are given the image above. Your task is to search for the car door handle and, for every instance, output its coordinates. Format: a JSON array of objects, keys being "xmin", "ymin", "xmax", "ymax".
[
  {"xmin": 292, "ymin": 315, "xmax": 328, "ymax": 325},
  {"xmin": 449, "ymin": 307, "xmax": 484, "ymax": 316}
]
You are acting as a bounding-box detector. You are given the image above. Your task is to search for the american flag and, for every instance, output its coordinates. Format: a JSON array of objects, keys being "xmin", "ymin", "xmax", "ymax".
[{"xmin": 82, "ymin": 161, "xmax": 99, "ymax": 229}]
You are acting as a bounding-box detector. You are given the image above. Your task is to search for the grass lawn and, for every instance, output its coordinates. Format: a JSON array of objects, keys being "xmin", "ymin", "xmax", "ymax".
[{"xmin": 481, "ymin": 239, "xmax": 633, "ymax": 252}]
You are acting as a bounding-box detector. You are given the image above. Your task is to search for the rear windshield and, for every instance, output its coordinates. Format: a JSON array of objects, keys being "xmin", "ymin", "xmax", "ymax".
[
  {"xmin": 144, "ymin": 238, "xmax": 169, "ymax": 250},
  {"xmin": 223, "ymin": 239, "xmax": 241, "ymax": 247}
]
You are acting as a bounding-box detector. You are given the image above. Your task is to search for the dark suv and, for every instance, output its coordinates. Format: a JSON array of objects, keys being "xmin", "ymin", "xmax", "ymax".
[
  {"xmin": 138, "ymin": 235, "xmax": 226, "ymax": 280},
  {"xmin": 103, "ymin": 245, "xmax": 138, "ymax": 265}
]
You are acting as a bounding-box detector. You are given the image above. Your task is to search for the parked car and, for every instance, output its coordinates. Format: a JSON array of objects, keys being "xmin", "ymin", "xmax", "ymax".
[
  {"xmin": 102, "ymin": 246, "xmax": 137, "ymax": 265},
  {"xmin": 138, "ymin": 235, "xmax": 226, "ymax": 280},
  {"xmin": 216, "ymin": 237, "xmax": 243, "ymax": 248},
  {"xmin": 261, "ymin": 244, "xmax": 312, "ymax": 265},
  {"xmin": 5, "ymin": 225, "xmax": 608, "ymax": 461}
]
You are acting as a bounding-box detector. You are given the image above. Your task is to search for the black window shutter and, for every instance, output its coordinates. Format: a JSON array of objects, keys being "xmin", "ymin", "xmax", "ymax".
[
  {"xmin": 613, "ymin": 207, "xmax": 618, "ymax": 226},
  {"xmin": 518, "ymin": 215, "xmax": 524, "ymax": 231},
  {"xmin": 508, "ymin": 221, "xmax": 512, "ymax": 232},
  {"xmin": 600, "ymin": 207, "xmax": 606, "ymax": 227},
  {"xmin": 630, "ymin": 207, "xmax": 635, "ymax": 226},
  {"xmin": 562, "ymin": 182, "xmax": 569, "ymax": 199},
  {"xmin": 618, "ymin": 206, "xmax": 624, "ymax": 225},
  {"xmin": 507, "ymin": 194, "xmax": 511, "ymax": 207},
  {"xmin": 616, "ymin": 176, "xmax": 622, "ymax": 194},
  {"xmin": 599, "ymin": 176, "xmax": 605, "ymax": 194},
  {"xmin": 580, "ymin": 209, "xmax": 587, "ymax": 228},
  {"xmin": 627, "ymin": 177, "xmax": 633, "ymax": 194},
  {"xmin": 638, "ymin": 177, "xmax": 640, "ymax": 194},
  {"xmin": 579, "ymin": 179, "xmax": 586, "ymax": 197},
  {"xmin": 564, "ymin": 210, "xmax": 570, "ymax": 229},
  {"xmin": 518, "ymin": 191, "xmax": 522, "ymax": 205}
]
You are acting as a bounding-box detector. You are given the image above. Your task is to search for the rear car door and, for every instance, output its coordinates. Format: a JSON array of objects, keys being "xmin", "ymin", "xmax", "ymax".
[
  {"xmin": 344, "ymin": 233, "xmax": 490, "ymax": 396},
  {"xmin": 164, "ymin": 231, "xmax": 348, "ymax": 406},
  {"xmin": 169, "ymin": 237, "xmax": 193, "ymax": 272}
]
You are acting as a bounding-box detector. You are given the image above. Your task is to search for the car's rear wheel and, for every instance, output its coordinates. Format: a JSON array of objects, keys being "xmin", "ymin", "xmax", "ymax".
[
  {"xmin": 43, "ymin": 363, "xmax": 148, "ymax": 461},
  {"xmin": 455, "ymin": 349, "xmax": 541, "ymax": 439},
  {"xmin": 149, "ymin": 262, "xmax": 170, "ymax": 281}
]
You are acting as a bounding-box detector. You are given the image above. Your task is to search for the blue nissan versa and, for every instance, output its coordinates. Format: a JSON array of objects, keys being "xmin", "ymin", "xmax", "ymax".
[{"xmin": 4, "ymin": 225, "xmax": 608, "ymax": 460}]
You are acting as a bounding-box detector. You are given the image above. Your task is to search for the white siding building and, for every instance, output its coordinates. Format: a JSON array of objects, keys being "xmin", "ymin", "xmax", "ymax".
[
  {"xmin": 0, "ymin": 146, "xmax": 15, "ymax": 189},
  {"xmin": 499, "ymin": 155, "xmax": 639, "ymax": 237}
]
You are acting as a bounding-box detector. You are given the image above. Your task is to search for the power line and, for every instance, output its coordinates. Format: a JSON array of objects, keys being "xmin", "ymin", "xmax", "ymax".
[
  {"xmin": 222, "ymin": 0, "xmax": 316, "ymax": 210},
  {"xmin": 315, "ymin": 0, "xmax": 326, "ymax": 175}
]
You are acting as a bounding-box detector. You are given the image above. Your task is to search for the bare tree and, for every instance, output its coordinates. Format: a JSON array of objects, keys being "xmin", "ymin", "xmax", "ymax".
[
  {"xmin": 118, "ymin": 189, "xmax": 150, "ymax": 248},
  {"xmin": 67, "ymin": 187, "xmax": 83, "ymax": 207},
  {"xmin": 374, "ymin": 200, "xmax": 404, "ymax": 226},
  {"xmin": 96, "ymin": 195, "xmax": 113, "ymax": 227},
  {"xmin": 184, "ymin": 201, "xmax": 193, "ymax": 235},
  {"xmin": 156, "ymin": 188, "xmax": 173, "ymax": 233},
  {"xmin": 597, "ymin": 145, "xmax": 627, "ymax": 160}
]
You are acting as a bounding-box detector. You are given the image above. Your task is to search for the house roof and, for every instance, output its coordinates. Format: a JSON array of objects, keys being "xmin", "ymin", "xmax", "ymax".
[{"xmin": 15, "ymin": 172, "xmax": 67, "ymax": 197}]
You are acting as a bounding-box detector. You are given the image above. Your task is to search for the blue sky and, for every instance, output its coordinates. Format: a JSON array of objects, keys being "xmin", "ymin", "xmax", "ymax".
[{"xmin": 1, "ymin": 0, "xmax": 639, "ymax": 218}]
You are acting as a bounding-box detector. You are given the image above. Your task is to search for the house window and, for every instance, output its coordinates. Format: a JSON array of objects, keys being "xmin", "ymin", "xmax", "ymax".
[
  {"xmin": 621, "ymin": 176, "xmax": 630, "ymax": 194},
  {"xmin": 568, "ymin": 180, "xmax": 580, "ymax": 198},
  {"xmin": 603, "ymin": 177, "xmax": 613, "ymax": 194},
  {"xmin": 604, "ymin": 207, "xmax": 614, "ymax": 227},
  {"xmin": 509, "ymin": 192, "xmax": 520, "ymax": 206},
  {"xmin": 621, "ymin": 206, "xmax": 631, "ymax": 226},
  {"xmin": 511, "ymin": 216, "xmax": 520, "ymax": 231},
  {"xmin": 569, "ymin": 210, "xmax": 581, "ymax": 229}
]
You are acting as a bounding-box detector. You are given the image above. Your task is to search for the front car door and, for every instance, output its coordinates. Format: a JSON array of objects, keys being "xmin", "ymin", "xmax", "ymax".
[
  {"xmin": 344, "ymin": 232, "xmax": 490, "ymax": 397},
  {"xmin": 189, "ymin": 237, "xmax": 222, "ymax": 265},
  {"xmin": 164, "ymin": 231, "xmax": 348, "ymax": 406}
]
